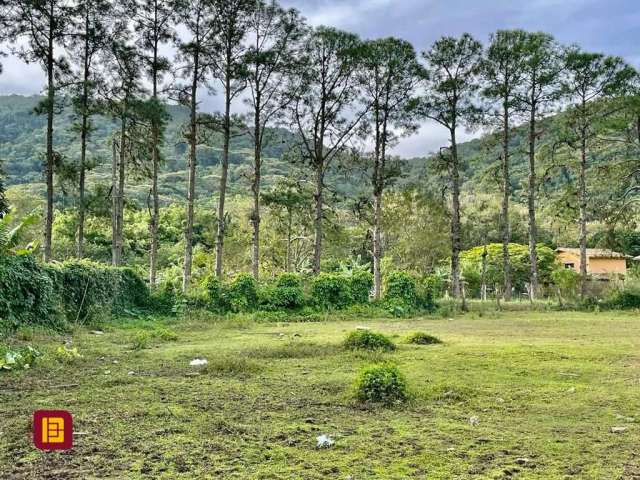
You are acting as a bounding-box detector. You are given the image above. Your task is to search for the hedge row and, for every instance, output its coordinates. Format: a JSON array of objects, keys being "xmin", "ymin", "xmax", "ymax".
[
  {"xmin": 203, "ymin": 270, "xmax": 436, "ymax": 313},
  {"xmin": 0, "ymin": 255, "xmax": 151, "ymax": 330}
]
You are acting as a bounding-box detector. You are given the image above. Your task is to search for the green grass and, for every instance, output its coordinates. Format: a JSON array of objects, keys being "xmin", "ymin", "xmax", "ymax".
[{"xmin": 1, "ymin": 309, "xmax": 640, "ymax": 478}]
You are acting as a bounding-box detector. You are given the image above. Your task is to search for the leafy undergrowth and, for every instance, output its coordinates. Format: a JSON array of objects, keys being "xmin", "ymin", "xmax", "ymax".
[{"xmin": 1, "ymin": 310, "xmax": 639, "ymax": 478}]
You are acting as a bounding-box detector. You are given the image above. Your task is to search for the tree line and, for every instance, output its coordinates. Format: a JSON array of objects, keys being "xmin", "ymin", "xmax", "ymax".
[{"xmin": 0, "ymin": 0, "xmax": 639, "ymax": 302}]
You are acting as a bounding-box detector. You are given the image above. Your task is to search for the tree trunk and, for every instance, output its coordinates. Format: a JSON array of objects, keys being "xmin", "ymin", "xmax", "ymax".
[
  {"xmin": 149, "ymin": 41, "xmax": 160, "ymax": 286},
  {"xmin": 44, "ymin": 3, "xmax": 55, "ymax": 262},
  {"xmin": 115, "ymin": 116, "xmax": 126, "ymax": 266},
  {"xmin": 450, "ymin": 127, "xmax": 462, "ymax": 301},
  {"xmin": 312, "ymin": 163, "xmax": 324, "ymax": 275},
  {"xmin": 215, "ymin": 70, "xmax": 231, "ymax": 278},
  {"xmin": 182, "ymin": 51, "xmax": 199, "ymax": 293},
  {"xmin": 372, "ymin": 183, "xmax": 383, "ymax": 300},
  {"xmin": 77, "ymin": 8, "xmax": 90, "ymax": 259},
  {"xmin": 527, "ymin": 99, "xmax": 539, "ymax": 301},
  {"xmin": 481, "ymin": 238, "xmax": 488, "ymax": 301},
  {"xmin": 372, "ymin": 109, "xmax": 383, "ymax": 299},
  {"xmin": 250, "ymin": 93, "xmax": 261, "ymax": 281},
  {"xmin": 286, "ymin": 209, "xmax": 292, "ymax": 273},
  {"xmin": 111, "ymin": 138, "xmax": 118, "ymax": 266},
  {"xmin": 501, "ymin": 103, "xmax": 512, "ymax": 301},
  {"xmin": 579, "ymin": 129, "xmax": 588, "ymax": 299}
]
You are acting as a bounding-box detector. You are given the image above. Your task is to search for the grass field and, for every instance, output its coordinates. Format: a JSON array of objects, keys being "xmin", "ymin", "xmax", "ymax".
[{"xmin": 1, "ymin": 309, "xmax": 639, "ymax": 479}]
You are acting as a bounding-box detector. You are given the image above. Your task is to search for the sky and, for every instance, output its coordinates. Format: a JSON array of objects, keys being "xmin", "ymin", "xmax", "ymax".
[{"xmin": 1, "ymin": 0, "xmax": 639, "ymax": 157}]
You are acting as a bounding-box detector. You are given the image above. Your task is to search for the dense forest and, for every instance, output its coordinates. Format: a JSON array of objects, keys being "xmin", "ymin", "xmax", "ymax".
[{"xmin": 1, "ymin": 0, "xmax": 639, "ymax": 311}]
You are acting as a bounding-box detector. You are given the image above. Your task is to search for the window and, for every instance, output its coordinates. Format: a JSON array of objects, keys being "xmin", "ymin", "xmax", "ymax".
[{"xmin": 564, "ymin": 263, "xmax": 575, "ymax": 269}]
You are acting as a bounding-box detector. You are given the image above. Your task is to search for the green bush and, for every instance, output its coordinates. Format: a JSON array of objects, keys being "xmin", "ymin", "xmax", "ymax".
[
  {"xmin": 227, "ymin": 273, "xmax": 258, "ymax": 312},
  {"xmin": 385, "ymin": 272, "xmax": 418, "ymax": 306},
  {"xmin": 260, "ymin": 273, "xmax": 306, "ymax": 310},
  {"xmin": 204, "ymin": 275, "xmax": 229, "ymax": 312},
  {"xmin": 312, "ymin": 273, "xmax": 353, "ymax": 309},
  {"xmin": 605, "ymin": 285, "xmax": 640, "ymax": 310},
  {"xmin": 407, "ymin": 332, "xmax": 442, "ymax": 345},
  {"xmin": 423, "ymin": 274, "xmax": 445, "ymax": 299},
  {"xmin": 0, "ymin": 255, "xmax": 60, "ymax": 330},
  {"xmin": 349, "ymin": 270, "xmax": 373, "ymax": 304},
  {"xmin": 551, "ymin": 268, "xmax": 580, "ymax": 302},
  {"xmin": 46, "ymin": 260, "xmax": 150, "ymax": 322},
  {"xmin": 0, "ymin": 257, "xmax": 151, "ymax": 331},
  {"xmin": 354, "ymin": 363, "xmax": 408, "ymax": 404},
  {"xmin": 344, "ymin": 329, "xmax": 396, "ymax": 352}
]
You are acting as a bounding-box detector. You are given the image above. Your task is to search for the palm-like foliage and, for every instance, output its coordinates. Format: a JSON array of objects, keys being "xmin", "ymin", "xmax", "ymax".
[{"xmin": 0, "ymin": 211, "xmax": 39, "ymax": 256}]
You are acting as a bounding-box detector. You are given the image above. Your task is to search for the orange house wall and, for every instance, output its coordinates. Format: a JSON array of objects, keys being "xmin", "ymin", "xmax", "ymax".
[{"xmin": 556, "ymin": 251, "xmax": 626, "ymax": 275}]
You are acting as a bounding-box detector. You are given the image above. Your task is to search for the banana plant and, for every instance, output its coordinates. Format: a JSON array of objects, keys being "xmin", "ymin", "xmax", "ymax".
[{"xmin": 0, "ymin": 211, "xmax": 40, "ymax": 256}]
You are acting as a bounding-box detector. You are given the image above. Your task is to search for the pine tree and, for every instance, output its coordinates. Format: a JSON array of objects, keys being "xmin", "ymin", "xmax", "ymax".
[
  {"xmin": 515, "ymin": 32, "xmax": 563, "ymax": 300},
  {"xmin": 9, "ymin": 0, "xmax": 73, "ymax": 261},
  {"xmin": 561, "ymin": 49, "xmax": 634, "ymax": 298},
  {"xmin": 129, "ymin": 0, "xmax": 179, "ymax": 285},
  {"xmin": 361, "ymin": 37, "xmax": 422, "ymax": 299},
  {"xmin": 211, "ymin": 0, "xmax": 254, "ymax": 278},
  {"xmin": 286, "ymin": 27, "xmax": 368, "ymax": 274},
  {"xmin": 244, "ymin": 1, "xmax": 305, "ymax": 280},
  {"xmin": 422, "ymin": 33, "xmax": 483, "ymax": 304},
  {"xmin": 68, "ymin": 0, "xmax": 113, "ymax": 258},
  {"xmin": 481, "ymin": 30, "xmax": 529, "ymax": 301}
]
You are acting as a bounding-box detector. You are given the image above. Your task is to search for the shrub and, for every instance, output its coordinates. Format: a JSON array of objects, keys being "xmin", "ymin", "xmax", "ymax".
[
  {"xmin": 349, "ymin": 270, "xmax": 373, "ymax": 304},
  {"xmin": 385, "ymin": 272, "xmax": 418, "ymax": 306},
  {"xmin": 422, "ymin": 274, "xmax": 446, "ymax": 300},
  {"xmin": 227, "ymin": 273, "xmax": 258, "ymax": 312},
  {"xmin": 605, "ymin": 285, "xmax": 640, "ymax": 310},
  {"xmin": 551, "ymin": 268, "xmax": 580, "ymax": 303},
  {"xmin": 312, "ymin": 273, "xmax": 353, "ymax": 309},
  {"xmin": 407, "ymin": 332, "xmax": 442, "ymax": 345},
  {"xmin": 204, "ymin": 275, "xmax": 229, "ymax": 312},
  {"xmin": 354, "ymin": 363, "xmax": 408, "ymax": 404},
  {"xmin": 261, "ymin": 273, "xmax": 306, "ymax": 310},
  {"xmin": 45, "ymin": 260, "xmax": 150, "ymax": 322},
  {"xmin": 0, "ymin": 255, "xmax": 60, "ymax": 330},
  {"xmin": 131, "ymin": 331, "xmax": 152, "ymax": 350},
  {"xmin": 344, "ymin": 329, "xmax": 396, "ymax": 352}
]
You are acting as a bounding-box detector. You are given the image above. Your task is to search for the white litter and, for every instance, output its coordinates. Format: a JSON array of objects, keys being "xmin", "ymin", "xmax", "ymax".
[
  {"xmin": 316, "ymin": 434, "xmax": 335, "ymax": 448},
  {"xmin": 189, "ymin": 358, "xmax": 208, "ymax": 366},
  {"xmin": 469, "ymin": 416, "xmax": 480, "ymax": 426}
]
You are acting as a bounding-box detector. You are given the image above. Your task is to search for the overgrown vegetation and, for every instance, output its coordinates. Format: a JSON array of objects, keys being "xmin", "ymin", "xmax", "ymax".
[{"xmin": 0, "ymin": 256, "xmax": 151, "ymax": 331}]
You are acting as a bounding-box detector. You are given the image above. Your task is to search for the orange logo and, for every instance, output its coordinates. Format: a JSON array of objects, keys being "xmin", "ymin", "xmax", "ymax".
[{"xmin": 33, "ymin": 410, "xmax": 73, "ymax": 450}]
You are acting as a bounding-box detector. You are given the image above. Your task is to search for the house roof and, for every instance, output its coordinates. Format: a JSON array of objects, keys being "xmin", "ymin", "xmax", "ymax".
[{"xmin": 555, "ymin": 248, "xmax": 628, "ymax": 259}]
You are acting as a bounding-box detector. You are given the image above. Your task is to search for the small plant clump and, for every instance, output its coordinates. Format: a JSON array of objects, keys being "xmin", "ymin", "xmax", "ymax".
[
  {"xmin": 131, "ymin": 327, "xmax": 178, "ymax": 350},
  {"xmin": 354, "ymin": 363, "xmax": 409, "ymax": 404},
  {"xmin": 0, "ymin": 345, "xmax": 42, "ymax": 370},
  {"xmin": 407, "ymin": 332, "xmax": 442, "ymax": 345},
  {"xmin": 54, "ymin": 345, "xmax": 83, "ymax": 363},
  {"xmin": 343, "ymin": 330, "xmax": 396, "ymax": 352}
]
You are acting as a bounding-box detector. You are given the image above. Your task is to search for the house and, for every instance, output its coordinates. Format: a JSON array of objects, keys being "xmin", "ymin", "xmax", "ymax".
[{"xmin": 555, "ymin": 248, "xmax": 627, "ymax": 277}]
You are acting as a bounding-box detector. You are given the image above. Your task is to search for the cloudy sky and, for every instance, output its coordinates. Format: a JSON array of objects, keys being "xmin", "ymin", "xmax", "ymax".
[{"xmin": 1, "ymin": 0, "xmax": 639, "ymax": 156}]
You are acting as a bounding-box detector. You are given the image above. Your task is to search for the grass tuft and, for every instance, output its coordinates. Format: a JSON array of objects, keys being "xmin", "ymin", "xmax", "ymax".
[
  {"xmin": 344, "ymin": 330, "xmax": 396, "ymax": 352},
  {"xmin": 406, "ymin": 331, "xmax": 442, "ymax": 345}
]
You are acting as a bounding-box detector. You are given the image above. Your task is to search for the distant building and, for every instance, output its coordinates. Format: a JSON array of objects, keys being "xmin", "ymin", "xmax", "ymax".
[{"xmin": 555, "ymin": 248, "xmax": 627, "ymax": 277}]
